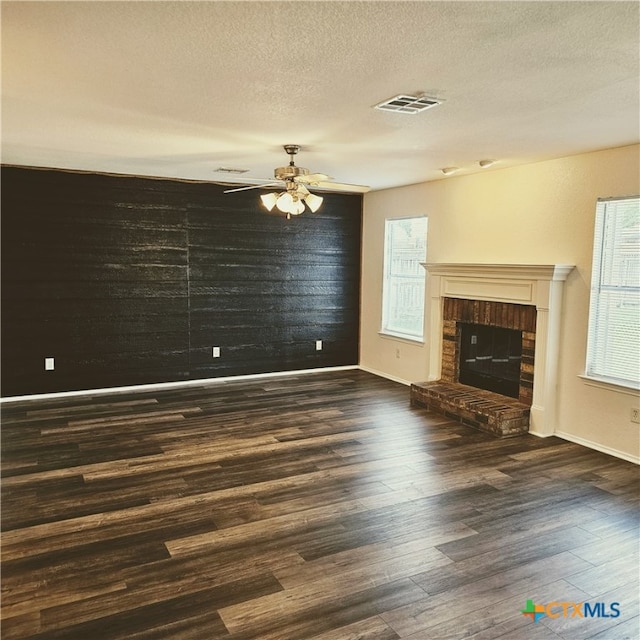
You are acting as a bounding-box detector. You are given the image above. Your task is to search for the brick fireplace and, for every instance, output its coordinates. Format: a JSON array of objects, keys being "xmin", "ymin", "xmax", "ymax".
[
  {"xmin": 412, "ymin": 263, "xmax": 574, "ymax": 437},
  {"xmin": 441, "ymin": 297, "xmax": 537, "ymax": 405}
]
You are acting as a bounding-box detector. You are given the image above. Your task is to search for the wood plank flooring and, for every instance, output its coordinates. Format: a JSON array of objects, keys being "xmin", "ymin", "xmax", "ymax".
[{"xmin": 1, "ymin": 370, "xmax": 638, "ymax": 639}]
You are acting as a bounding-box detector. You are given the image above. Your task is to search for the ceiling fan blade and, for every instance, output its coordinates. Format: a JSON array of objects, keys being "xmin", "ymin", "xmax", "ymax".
[
  {"xmin": 312, "ymin": 181, "xmax": 371, "ymax": 194},
  {"xmin": 297, "ymin": 172, "xmax": 331, "ymax": 184},
  {"xmin": 223, "ymin": 182, "xmax": 281, "ymax": 193}
]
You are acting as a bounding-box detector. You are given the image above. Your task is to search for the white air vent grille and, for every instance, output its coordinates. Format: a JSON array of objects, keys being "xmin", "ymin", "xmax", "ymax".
[{"xmin": 374, "ymin": 94, "xmax": 442, "ymax": 114}]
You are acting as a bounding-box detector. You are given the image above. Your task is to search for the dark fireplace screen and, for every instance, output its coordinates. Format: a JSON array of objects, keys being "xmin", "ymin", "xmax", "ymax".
[{"xmin": 459, "ymin": 323, "xmax": 522, "ymax": 398}]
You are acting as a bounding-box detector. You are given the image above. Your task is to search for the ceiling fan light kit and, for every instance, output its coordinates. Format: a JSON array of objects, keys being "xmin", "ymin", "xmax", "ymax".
[{"xmin": 259, "ymin": 181, "xmax": 324, "ymax": 219}]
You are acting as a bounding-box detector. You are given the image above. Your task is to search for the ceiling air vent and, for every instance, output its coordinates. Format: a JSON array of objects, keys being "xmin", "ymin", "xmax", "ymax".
[
  {"xmin": 374, "ymin": 94, "xmax": 442, "ymax": 114},
  {"xmin": 215, "ymin": 167, "xmax": 249, "ymax": 174}
]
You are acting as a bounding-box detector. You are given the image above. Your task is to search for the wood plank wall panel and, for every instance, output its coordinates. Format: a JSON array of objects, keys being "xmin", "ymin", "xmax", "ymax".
[
  {"xmin": 186, "ymin": 187, "xmax": 361, "ymax": 379},
  {"xmin": 1, "ymin": 168, "xmax": 191, "ymax": 396},
  {"xmin": 1, "ymin": 167, "xmax": 362, "ymax": 397}
]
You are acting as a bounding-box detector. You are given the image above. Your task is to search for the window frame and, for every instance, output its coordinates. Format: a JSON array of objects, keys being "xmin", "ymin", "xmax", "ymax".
[
  {"xmin": 584, "ymin": 195, "xmax": 640, "ymax": 391},
  {"xmin": 380, "ymin": 216, "xmax": 428, "ymax": 343}
]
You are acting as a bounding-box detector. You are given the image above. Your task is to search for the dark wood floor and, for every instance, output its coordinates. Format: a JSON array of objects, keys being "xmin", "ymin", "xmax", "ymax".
[{"xmin": 1, "ymin": 370, "xmax": 638, "ymax": 640}]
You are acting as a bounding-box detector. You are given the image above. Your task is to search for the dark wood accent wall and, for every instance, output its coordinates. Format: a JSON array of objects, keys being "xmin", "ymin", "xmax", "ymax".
[{"xmin": 1, "ymin": 167, "xmax": 362, "ymax": 397}]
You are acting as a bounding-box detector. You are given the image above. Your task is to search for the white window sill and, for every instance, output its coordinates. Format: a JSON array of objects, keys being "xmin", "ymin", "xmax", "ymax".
[
  {"xmin": 378, "ymin": 330, "xmax": 425, "ymax": 345},
  {"xmin": 578, "ymin": 374, "xmax": 640, "ymax": 397}
]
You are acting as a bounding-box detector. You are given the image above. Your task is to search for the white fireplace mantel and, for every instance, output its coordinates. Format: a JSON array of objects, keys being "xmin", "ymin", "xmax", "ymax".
[{"xmin": 422, "ymin": 263, "xmax": 575, "ymax": 437}]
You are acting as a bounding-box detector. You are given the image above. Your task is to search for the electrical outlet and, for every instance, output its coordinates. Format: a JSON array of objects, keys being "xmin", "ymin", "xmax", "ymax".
[
  {"xmin": 45, "ymin": 357, "xmax": 55, "ymax": 371},
  {"xmin": 212, "ymin": 346, "xmax": 220, "ymax": 358},
  {"xmin": 315, "ymin": 340, "xmax": 322, "ymax": 351},
  {"xmin": 631, "ymin": 408, "xmax": 640, "ymax": 424},
  {"xmin": 395, "ymin": 348, "xmax": 400, "ymax": 359}
]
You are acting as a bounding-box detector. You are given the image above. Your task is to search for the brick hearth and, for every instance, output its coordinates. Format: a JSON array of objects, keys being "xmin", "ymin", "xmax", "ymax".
[{"xmin": 410, "ymin": 381, "xmax": 531, "ymax": 437}]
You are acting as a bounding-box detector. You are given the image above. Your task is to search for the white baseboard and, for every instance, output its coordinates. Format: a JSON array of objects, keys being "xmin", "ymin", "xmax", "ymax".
[
  {"xmin": 357, "ymin": 365, "xmax": 411, "ymax": 386},
  {"xmin": 0, "ymin": 365, "xmax": 359, "ymax": 404},
  {"xmin": 553, "ymin": 430, "xmax": 639, "ymax": 465},
  {"xmin": 490, "ymin": 425, "xmax": 638, "ymax": 465},
  {"xmin": 527, "ymin": 428, "xmax": 552, "ymax": 438}
]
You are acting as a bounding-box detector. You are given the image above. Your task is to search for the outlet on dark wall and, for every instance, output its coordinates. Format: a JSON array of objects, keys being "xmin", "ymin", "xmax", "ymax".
[{"xmin": 1, "ymin": 167, "xmax": 362, "ymax": 396}]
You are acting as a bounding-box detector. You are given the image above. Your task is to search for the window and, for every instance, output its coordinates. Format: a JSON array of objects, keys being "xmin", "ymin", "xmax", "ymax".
[
  {"xmin": 381, "ymin": 216, "xmax": 427, "ymax": 341},
  {"xmin": 586, "ymin": 196, "xmax": 640, "ymax": 388}
]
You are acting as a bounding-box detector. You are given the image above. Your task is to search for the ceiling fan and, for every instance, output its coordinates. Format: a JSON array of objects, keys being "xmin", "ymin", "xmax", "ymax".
[{"xmin": 223, "ymin": 145, "xmax": 369, "ymax": 218}]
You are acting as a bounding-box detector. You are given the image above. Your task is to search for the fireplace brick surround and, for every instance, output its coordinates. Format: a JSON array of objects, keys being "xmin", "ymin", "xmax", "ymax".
[
  {"xmin": 411, "ymin": 263, "xmax": 574, "ymax": 438},
  {"xmin": 440, "ymin": 297, "xmax": 537, "ymax": 405}
]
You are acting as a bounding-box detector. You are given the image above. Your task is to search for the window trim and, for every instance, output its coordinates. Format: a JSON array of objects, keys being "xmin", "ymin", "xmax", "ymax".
[
  {"xmin": 380, "ymin": 215, "xmax": 428, "ymax": 342},
  {"xmin": 578, "ymin": 373, "xmax": 640, "ymax": 396},
  {"xmin": 584, "ymin": 195, "xmax": 640, "ymax": 389},
  {"xmin": 377, "ymin": 329, "xmax": 425, "ymax": 345}
]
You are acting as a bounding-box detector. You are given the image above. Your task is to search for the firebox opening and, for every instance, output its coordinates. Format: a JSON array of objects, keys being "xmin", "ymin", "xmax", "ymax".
[{"xmin": 459, "ymin": 323, "xmax": 523, "ymax": 399}]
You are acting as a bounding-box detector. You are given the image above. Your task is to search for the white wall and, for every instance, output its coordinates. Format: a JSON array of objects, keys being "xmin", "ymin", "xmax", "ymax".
[{"xmin": 360, "ymin": 144, "xmax": 640, "ymax": 462}]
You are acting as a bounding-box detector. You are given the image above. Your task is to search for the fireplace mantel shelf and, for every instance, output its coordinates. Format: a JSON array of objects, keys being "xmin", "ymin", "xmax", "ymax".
[{"xmin": 422, "ymin": 263, "xmax": 575, "ymax": 282}]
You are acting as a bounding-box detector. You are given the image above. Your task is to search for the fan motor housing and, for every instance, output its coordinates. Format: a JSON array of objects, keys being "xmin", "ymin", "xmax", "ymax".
[{"xmin": 274, "ymin": 165, "xmax": 310, "ymax": 179}]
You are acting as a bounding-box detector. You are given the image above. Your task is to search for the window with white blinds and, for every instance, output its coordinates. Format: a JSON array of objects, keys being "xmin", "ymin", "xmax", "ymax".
[
  {"xmin": 381, "ymin": 216, "xmax": 427, "ymax": 341},
  {"xmin": 586, "ymin": 196, "xmax": 640, "ymax": 388}
]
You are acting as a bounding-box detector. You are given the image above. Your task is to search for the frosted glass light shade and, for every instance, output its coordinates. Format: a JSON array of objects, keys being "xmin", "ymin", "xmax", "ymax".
[
  {"xmin": 275, "ymin": 192, "xmax": 294, "ymax": 213},
  {"xmin": 304, "ymin": 192, "xmax": 323, "ymax": 212},
  {"xmin": 290, "ymin": 199, "xmax": 305, "ymax": 215},
  {"xmin": 260, "ymin": 192, "xmax": 278, "ymax": 211}
]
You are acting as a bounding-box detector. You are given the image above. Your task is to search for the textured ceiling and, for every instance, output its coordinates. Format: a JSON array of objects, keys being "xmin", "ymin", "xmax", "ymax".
[{"xmin": 2, "ymin": 1, "xmax": 639, "ymax": 191}]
